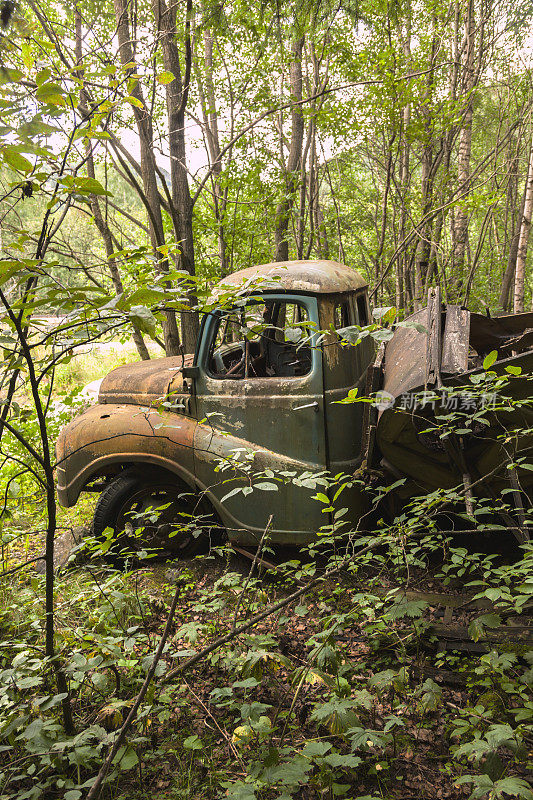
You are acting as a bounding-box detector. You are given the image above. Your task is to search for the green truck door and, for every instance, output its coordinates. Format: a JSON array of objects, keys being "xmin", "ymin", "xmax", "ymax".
[{"xmin": 192, "ymin": 293, "xmax": 328, "ymax": 545}]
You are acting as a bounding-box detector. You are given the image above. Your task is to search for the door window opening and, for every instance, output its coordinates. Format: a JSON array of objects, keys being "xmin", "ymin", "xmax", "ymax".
[{"xmin": 208, "ymin": 299, "xmax": 312, "ymax": 379}]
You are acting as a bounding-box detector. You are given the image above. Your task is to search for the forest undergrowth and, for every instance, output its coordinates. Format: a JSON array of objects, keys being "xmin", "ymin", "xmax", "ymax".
[{"xmin": 1, "ymin": 505, "xmax": 533, "ymax": 800}]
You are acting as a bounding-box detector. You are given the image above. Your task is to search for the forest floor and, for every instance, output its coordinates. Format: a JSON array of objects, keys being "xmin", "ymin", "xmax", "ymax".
[{"xmin": 4, "ymin": 507, "xmax": 533, "ymax": 800}]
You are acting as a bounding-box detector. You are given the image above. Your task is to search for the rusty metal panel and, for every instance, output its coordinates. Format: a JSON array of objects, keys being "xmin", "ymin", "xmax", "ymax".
[
  {"xmin": 55, "ymin": 403, "xmax": 197, "ymax": 507},
  {"xmin": 469, "ymin": 311, "xmax": 533, "ymax": 356},
  {"xmin": 380, "ymin": 307, "xmax": 429, "ymax": 401},
  {"xmin": 99, "ymin": 355, "xmax": 194, "ymax": 406},
  {"xmin": 441, "ymin": 306, "xmax": 470, "ymax": 374}
]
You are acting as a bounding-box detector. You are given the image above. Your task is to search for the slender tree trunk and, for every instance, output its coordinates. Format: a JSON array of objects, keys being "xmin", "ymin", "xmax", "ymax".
[
  {"xmin": 514, "ymin": 132, "xmax": 533, "ymax": 313},
  {"xmin": 296, "ymin": 117, "xmax": 314, "ymax": 259},
  {"xmin": 305, "ymin": 123, "xmax": 318, "ymax": 259},
  {"xmin": 198, "ymin": 24, "xmax": 229, "ymax": 276},
  {"xmin": 374, "ymin": 136, "xmax": 395, "ymax": 300},
  {"xmin": 396, "ymin": 8, "xmax": 411, "ymax": 310},
  {"xmin": 415, "ymin": 14, "xmax": 438, "ymax": 307},
  {"xmin": 113, "ymin": 0, "xmax": 181, "ymax": 355},
  {"xmin": 500, "ymin": 189, "xmax": 524, "ymax": 311},
  {"xmin": 0, "ymin": 285, "xmax": 75, "ymax": 734},
  {"xmin": 275, "ymin": 36, "xmax": 305, "ymax": 262},
  {"xmin": 153, "ymin": 0, "xmax": 199, "ymax": 352},
  {"xmin": 451, "ymin": 0, "xmax": 476, "ymax": 297}
]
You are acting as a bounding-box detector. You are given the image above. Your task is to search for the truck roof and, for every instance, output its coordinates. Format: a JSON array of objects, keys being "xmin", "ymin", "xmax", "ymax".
[{"xmin": 215, "ymin": 259, "xmax": 368, "ymax": 295}]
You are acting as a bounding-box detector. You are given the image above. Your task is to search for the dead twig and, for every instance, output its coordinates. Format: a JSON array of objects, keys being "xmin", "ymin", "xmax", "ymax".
[
  {"xmin": 163, "ymin": 533, "xmax": 383, "ymax": 682},
  {"xmin": 85, "ymin": 584, "xmax": 181, "ymax": 800},
  {"xmin": 182, "ymin": 678, "xmax": 245, "ymax": 766},
  {"xmin": 0, "ymin": 556, "xmax": 45, "ymax": 578},
  {"xmin": 231, "ymin": 515, "xmax": 273, "ymax": 632}
]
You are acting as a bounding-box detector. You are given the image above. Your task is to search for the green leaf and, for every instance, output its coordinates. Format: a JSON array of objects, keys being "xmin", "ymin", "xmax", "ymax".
[
  {"xmin": 183, "ymin": 734, "xmax": 203, "ymax": 750},
  {"xmin": 157, "ymin": 71, "xmax": 175, "ymax": 85},
  {"xmin": 505, "ymin": 365, "xmax": 522, "ymax": 376},
  {"xmin": 264, "ymin": 755, "xmax": 311, "ymax": 786},
  {"xmin": 254, "ymin": 481, "xmax": 278, "ymax": 491},
  {"xmin": 3, "ymin": 148, "xmax": 32, "ymax": 173},
  {"xmin": 468, "ymin": 617, "xmax": 485, "ymax": 642},
  {"xmin": 125, "ymin": 95, "xmax": 144, "ymax": 109},
  {"xmin": 483, "ymin": 350, "xmax": 498, "ymax": 370},
  {"xmin": 478, "ymin": 612, "xmax": 501, "ymax": 627},
  {"xmin": 370, "ymin": 328, "xmax": 394, "ymax": 342},
  {"xmin": 324, "ymin": 753, "xmax": 362, "ymax": 768},
  {"xmin": 129, "ymin": 305, "xmax": 157, "ymax": 336},
  {"xmin": 36, "ymin": 68, "xmax": 51, "ymax": 86},
  {"xmin": 221, "ymin": 486, "xmax": 243, "ymax": 502},
  {"xmin": 75, "ymin": 177, "xmax": 109, "ymax": 195},
  {"xmin": 0, "ymin": 68, "xmax": 23, "ymax": 84},
  {"xmin": 313, "ymin": 492, "xmax": 330, "ymax": 504},
  {"xmin": 36, "ymin": 82, "xmax": 65, "ymax": 105},
  {"xmin": 223, "ymin": 781, "xmax": 257, "ymax": 800},
  {"xmin": 124, "ymin": 286, "xmax": 166, "ymax": 306},
  {"xmin": 112, "ymin": 746, "xmax": 139, "ymax": 770},
  {"xmin": 483, "ymin": 588, "xmax": 502, "ymax": 603},
  {"xmin": 301, "ymin": 741, "xmax": 332, "ymax": 758},
  {"xmin": 0, "ymin": 260, "xmax": 22, "ymax": 285},
  {"xmin": 310, "ymin": 699, "xmax": 359, "ymax": 734},
  {"xmin": 493, "ymin": 777, "xmax": 533, "ymax": 799},
  {"xmin": 372, "ymin": 306, "xmax": 396, "ymax": 321}
]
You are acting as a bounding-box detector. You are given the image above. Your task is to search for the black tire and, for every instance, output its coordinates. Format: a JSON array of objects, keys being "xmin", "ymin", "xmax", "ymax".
[{"xmin": 92, "ymin": 469, "xmax": 215, "ymax": 558}]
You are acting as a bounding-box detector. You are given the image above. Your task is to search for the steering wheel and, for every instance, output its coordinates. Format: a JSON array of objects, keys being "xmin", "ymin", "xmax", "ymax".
[{"xmin": 213, "ymin": 341, "xmax": 246, "ymax": 377}]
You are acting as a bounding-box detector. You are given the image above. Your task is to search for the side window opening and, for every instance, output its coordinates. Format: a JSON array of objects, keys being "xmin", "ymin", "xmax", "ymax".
[
  {"xmin": 333, "ymin": 301, "xmax": 351, "ymax": 331},
  {"xmin": 356, "ymin": 293, "xmax": 369, "ymax": 326},
  {"xmin": 208, "ymin": 300, "xmax": 312, "ymax": 379}
]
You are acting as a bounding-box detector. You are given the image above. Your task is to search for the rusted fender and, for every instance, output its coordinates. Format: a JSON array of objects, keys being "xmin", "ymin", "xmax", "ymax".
[
  {"xmin": 98, "ymin": 354, "xmax": 194, "ymax": 406},
  {"xmin": 55, "ymin": 403, "xmax": 197, "ymax": 507}
]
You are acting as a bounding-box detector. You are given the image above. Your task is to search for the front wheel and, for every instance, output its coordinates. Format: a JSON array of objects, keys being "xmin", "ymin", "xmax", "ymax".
[{"xmin": 92, "ymin": 470, "xmax": 216, "ymax": 558}]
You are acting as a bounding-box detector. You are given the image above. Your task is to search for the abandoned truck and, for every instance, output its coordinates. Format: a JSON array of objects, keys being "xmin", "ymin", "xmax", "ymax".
[{"xmin": 56, "ymin": 260, "xmax": 533, "ymax": 554}]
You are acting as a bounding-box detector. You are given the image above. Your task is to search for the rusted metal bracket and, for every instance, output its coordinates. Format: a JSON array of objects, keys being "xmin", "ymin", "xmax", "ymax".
[
  {"xmin": 426, "ymin": 287, "xmax": 442, "ymax": 388},
  {"xmin": 359, "ymin": 343, "xmax": 385, "ymax": 470}
]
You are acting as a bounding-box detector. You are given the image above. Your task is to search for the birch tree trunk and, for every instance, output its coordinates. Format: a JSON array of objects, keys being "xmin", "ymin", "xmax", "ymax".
[
  {"xmin": 396, "ymin": 8, "xmax": 411, "ymax": 310},
  {"xmin": 514, "ymin": 132, "xmax": 533, "ymax": 313},
  {"xmin": 415, "ymin": 13, "xmax": 438, "ymax": 307},
  {"xmin": 275, "ymin": 36, "xmax": 305, "ymax": 262},
  {"xmin": 451, "ymin": 0, "xmax": 477, "ymax": 297}
]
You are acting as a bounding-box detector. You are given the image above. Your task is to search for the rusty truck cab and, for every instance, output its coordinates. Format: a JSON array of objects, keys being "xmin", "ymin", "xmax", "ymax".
[{"xmin": 56, "ymin": 260, "xmax": 374, "ymax": 552}]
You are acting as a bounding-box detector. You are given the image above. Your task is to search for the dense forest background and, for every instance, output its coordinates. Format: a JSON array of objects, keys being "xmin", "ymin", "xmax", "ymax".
[{"xmin": 2, "ymin": 0, "xmax": 533, "ymax": 358}]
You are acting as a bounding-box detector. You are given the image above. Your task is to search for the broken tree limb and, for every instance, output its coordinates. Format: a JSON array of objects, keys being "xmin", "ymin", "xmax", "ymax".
[
  {"xmin": 162, "ymin": 534, "xmax": 384, "ymax": 682},
  {"xmin": 85, "ymin": 583, "xmax": 181, "ymax": 800}
]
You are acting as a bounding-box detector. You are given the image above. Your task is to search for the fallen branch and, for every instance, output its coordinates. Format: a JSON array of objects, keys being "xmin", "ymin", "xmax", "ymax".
[
  {"xmin": 85, "ymin": 584, "xmax": 181, "ymax": 800},
  {"xmin": 0, "ymin": 556, "xmax": 45, "ymax": 578},
  {"xmin": 162, "ymin": 534, "xmax": 383, "ymax": 682}
]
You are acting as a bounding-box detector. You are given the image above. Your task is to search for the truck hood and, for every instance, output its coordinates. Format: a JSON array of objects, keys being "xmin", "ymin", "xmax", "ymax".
[{"xmin": 98, "ymin": 354, "xmax": 194, "ymax": 406}]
